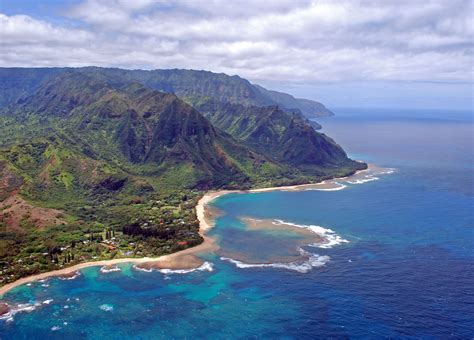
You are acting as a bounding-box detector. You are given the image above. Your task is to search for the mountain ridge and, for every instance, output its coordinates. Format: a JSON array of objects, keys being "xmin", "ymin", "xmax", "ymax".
[{"xmin": 0, "ymin": 67, "xmax": 333, "ymax": 119}]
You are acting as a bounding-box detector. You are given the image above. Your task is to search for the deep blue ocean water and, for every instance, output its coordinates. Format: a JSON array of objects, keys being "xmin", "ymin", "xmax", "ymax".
[{"xmin": 1, "ymin": 108, "xmax": 473, "ymax": 339}]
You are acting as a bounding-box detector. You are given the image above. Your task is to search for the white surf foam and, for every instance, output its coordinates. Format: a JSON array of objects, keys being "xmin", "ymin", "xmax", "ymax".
[
  {"xmin": 0, "ymin": 302, "xmax": 41, "ymax": 322},
  {"xmin": 377, "ymin": 168, "xmax": 396, "ymax": 175},
  {"xmin": 158, "ymin": 261, "xmax": 214, "ymax": 275},
  {"xmin": 340, "ymin": 166, "xmax": 396, "ymax": 185},
  {"xmin": 133, "ymin": 261, "xmax": 214, "ymax": 275},
  {"xmin": 100, "ymin": 265, "xmax": 122, "ymax": 273},
  {"xmin": 345, "ymin": 176, "xmax": 379, "ymax": 184},
  {"xmin": 274, "ymin": 220, "xmax": 349, "ymax": 248},
  {"xmin": 99, "ymin": 304, "xmax": 114, "ymax": 312},
  {"xmin": 133, "ymin": 265, "xmax": 153, "ymax": 273},
  {"xmin": 221, "ymin": 248, "xmax": 330, "ymax": 274}
]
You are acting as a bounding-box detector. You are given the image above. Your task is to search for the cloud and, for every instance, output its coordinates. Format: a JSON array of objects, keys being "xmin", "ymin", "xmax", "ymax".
[
  {"xmin": 0, "ymin": 13, "xmax": 92, "ymax": 44},
  {"xmin": 0, "ymin": 0, "xmax": 472, "ymax": 85}
]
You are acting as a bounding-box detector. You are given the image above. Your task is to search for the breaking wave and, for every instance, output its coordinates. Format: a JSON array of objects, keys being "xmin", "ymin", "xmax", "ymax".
[
  {"xmin": 100, "ymin": 265, "xmax": 122, "ymax": 273},
  {"xmin": 274, "ymin": 220, "xmax": 349, "ymax": 248},
  {"xmin": 0, "ymin": 302, "xmax": 42, "ymax": 323},
  {"xmin": 221, "ymin": 248, "xmax": 330, "ymax": 273},
  {"xmin": 158, "ymin": 261, "xmax": 214, "ymax": 274},
  {"xmin": 344, "ymin": 167, "xmax": 396, "ymax": 185},
  {"xmin": 133, "ymin": 261, "xmax": 214, "ymax": 274},
  {"xmin": 346, "ymin": 176, "xmax": 379, "ymax": 184}
]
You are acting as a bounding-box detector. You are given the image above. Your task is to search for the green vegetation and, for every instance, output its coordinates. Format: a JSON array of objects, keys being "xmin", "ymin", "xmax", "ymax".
[
  {"xmin": 0, "ymin": 192, "xmax": 203, "ymax": 284},
  {"xmin": 0, "ymin": 67, "xmax": 333, "ymax": 119},
  {"xmin": 0, "ymin": 67, "xmax": 366, "ymax": 286}
]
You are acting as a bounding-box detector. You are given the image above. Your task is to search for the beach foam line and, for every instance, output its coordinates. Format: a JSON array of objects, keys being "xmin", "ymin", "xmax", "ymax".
[
  {"xmin": 274, "ymin": 219, "xmax": 349, "ymax": 248},
  {"xmin": 221, "ymin": 249, "xmax": 330, "ymax": 273},
  {"xmin": 133, "ymin": 261, "xmax": 214, "ymax": 275}
]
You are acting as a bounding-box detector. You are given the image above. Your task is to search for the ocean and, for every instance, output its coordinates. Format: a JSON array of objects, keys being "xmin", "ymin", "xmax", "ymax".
[{"xmin": 1, "ymin": 108, "xmax": 473, "ymax": 338}]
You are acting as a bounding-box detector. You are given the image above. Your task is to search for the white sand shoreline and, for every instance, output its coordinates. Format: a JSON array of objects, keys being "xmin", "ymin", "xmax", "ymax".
[{"xmin": 0, "ymin": 165, "xmax": 371, "ymax": 298}]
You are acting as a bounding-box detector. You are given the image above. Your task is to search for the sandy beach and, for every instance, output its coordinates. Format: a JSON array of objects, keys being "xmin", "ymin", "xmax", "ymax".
[{"xmin": 0, "ymin": 165, "xmax": 373, "ymax": 298}]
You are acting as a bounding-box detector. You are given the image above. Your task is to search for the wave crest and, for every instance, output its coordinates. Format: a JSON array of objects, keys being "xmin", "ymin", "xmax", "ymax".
[
  {"xmin": 274, "ymin": 219, "xmax": 349, "ymax": 248},
  {"xmin": 221, "ymin": 249, "xmax": 330, "ymax": 273},
  {"xmin": 346, "ymin": 176, "xmax": 379, "ymax": 184},
  {"xmin": 158, "ymin": 261, "xmax": 214, "ymax": 274},
  {"xmin": 100, "ymin": 265, "xmax": 121, "ymax": 273},
  {"xmin": 134, "ymin": 261, "xmax": 214, "ymax": 274}
]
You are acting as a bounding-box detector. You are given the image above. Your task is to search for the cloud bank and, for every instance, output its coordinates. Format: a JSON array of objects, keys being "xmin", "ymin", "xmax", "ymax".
[{"xmin": 1, "ymin": 0, "xmax": 472, "ymax": 84}]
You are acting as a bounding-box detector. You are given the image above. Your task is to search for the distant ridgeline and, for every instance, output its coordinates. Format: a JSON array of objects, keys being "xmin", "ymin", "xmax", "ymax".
[
  {"xmin": 0, "ymin": 67, "xmax": 333, "ymax": 120},
  {"xmin": 0, "ymin": 67, "xmax": 365, "ymax": 284}
]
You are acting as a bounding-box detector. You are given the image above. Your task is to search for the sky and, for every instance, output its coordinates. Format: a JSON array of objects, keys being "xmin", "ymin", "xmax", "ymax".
[{"xmin": 0, "ymin": 0, "xmax": 473, "ymax": 110}]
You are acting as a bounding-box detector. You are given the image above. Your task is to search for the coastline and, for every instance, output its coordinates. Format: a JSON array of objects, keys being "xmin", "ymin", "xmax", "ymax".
[
  {"xmin": 0, "ymin": 164, "xmax": 372, "ymax": 298},
  {"xmin": 0, "ymin": 190, "xmax": 230, "ymax": 298}
]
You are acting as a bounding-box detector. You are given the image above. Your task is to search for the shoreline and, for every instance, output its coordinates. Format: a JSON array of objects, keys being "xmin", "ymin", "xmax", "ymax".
[
  {"xmin": 0, "ymin": 164, "xmax": 372, "ymax": 298},
  {"xmin": 0, "ymin": 190, "xmax": 231, "ymax": 298}
]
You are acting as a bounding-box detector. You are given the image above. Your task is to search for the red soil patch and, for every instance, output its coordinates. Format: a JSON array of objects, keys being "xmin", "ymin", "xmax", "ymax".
[
  {"xmin": 0, "ymin": 194, "xmax": 66, "ymax": 232},
  {"xmin": 0, "ymin": 163, "xmax": 23, "ymax": 201},
  {"xmin": 38, "ymin": 155, "xmax": 58, "ymax": 186}
]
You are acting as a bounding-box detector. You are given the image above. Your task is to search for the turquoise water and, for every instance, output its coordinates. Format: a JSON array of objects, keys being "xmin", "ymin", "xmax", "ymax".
[{"xmin": 1, "ymin": 108, "xmax": 473, "ymax": 338}]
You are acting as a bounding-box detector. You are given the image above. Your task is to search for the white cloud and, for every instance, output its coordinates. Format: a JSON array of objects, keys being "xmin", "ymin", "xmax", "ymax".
[
  {"xmin": 0, "ymin": 0, "xmax": 472, "ymax": 84},
  {"xmin": 0, "ymin": 14, "xmax": 92, "ymax": 44}
]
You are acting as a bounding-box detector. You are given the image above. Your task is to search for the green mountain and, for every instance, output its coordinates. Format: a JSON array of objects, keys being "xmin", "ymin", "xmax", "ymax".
[
  {"xmin": 194, "ymin": 99, "xmax": 355, "ymax": 173},
  {"xmin": 0, "ymin": 67, "xmax": 333, "ymax": 119},
  {"xmin": 15, "ymin": 71, "xmax": 285, "ymax": 189},
  {"xmin": 0, "ymin": 67, "xmax": 365, "ymax": 285}
]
